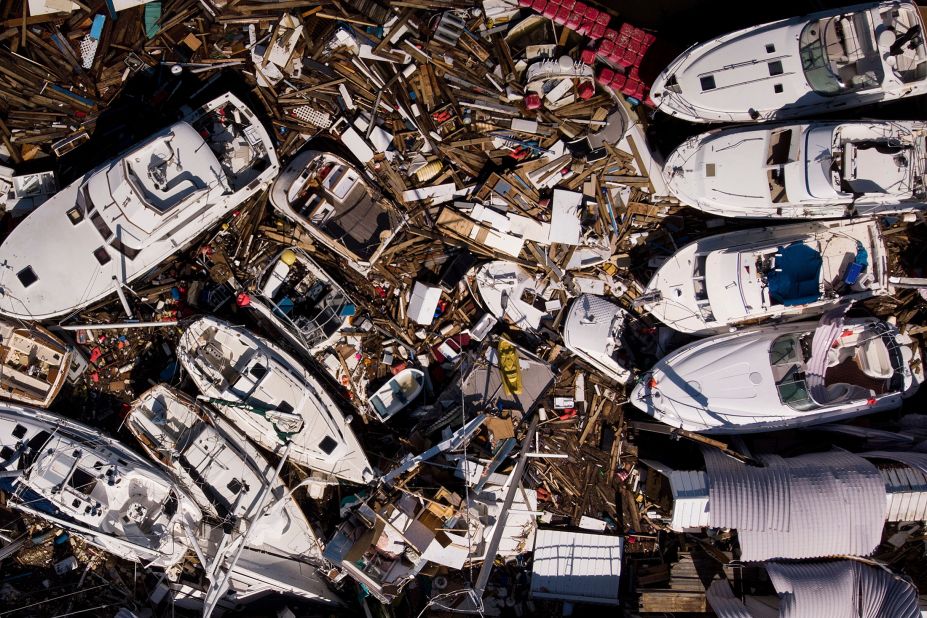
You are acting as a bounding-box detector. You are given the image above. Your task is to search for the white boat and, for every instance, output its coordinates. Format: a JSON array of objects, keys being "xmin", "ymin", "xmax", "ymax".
[
  {"xmin": 631, "ymin": 316, "xmax": 923, "ymax": 433},
  {"xmin": 126, "ymin": 385, "xmax": 337, "ymax": 609},
  {"xmin": 562, "ymin": 294, "xmax": 634, "ymax": 385},
  {"xmin": 156, "ymin": 555, "xmax": 343, "ymax": 613},
  {"xmin": 177, "ymin": 316, "xmax": 374, "ymax": 484},
  {"xmin": 641, "ymin": 218, "xmax": 888, "ymax": 335},
  {"xmin": 246, "ymin": 248, "xmax": 355, "ymax": 358},
  {"xmin": 664, "ymin": 120, "xmax": 927, "ymax": 219},
  {"xmin": 0, "ymin": 321, "xmax": 70, "ymax": 407},
  {"xmin": 369, "ymin": 368, "xmax": 425, "ymax": 422},
  {"xmin": 269, "ymin": 149, "xmax": 400, "ymax": 273},
  {"xmin": 0, "ymin": 404, "xmax": 201, "ymax": 567},
  {"xmin": 650, "ymin": 1, "xmax": 927, "ymax": 123},
  {"xmin": 126, "ymin": 385, "xmax": 323, "ymax": 556},
  {"xmin": 472, "ymin": 261, "xmax": 558, "ymax": 331},
  {"xmin": 0, "ymin": 92, "xmax": 278, "ymax": 320}
]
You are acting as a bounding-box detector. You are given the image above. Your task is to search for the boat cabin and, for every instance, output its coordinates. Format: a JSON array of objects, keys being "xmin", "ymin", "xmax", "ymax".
[
  {"xmin": 770, "ymin": 320, "xmax": 909, "ymax": 410},
  {"xmin": 800, "ymin": 4, "xmax": 926, "ymax": 96},
  {"xmin": 285, "ymin": 154, "xmax": 393, "ymax": 264}
]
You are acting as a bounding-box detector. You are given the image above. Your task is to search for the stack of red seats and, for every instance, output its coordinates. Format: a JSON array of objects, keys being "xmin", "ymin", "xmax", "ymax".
[
  {"xmin": 595, "ymin": 23, "xmax": 655, "ymax": 102},
  {"xmin": 517, "ymin": 0, "xmax": 610, "ymax": 39},
  {"xmin": 516, "ymin": 1, "xmax": 656, "ymax": 104}
]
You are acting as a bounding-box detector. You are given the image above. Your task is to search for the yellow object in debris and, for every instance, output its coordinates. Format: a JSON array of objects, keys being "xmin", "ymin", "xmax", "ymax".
[
  {"xmin": 281, "ymin": 249, "xmax": 298, "ymax": 266},
  {"xmin": 497, "ymin": 339, "xmax": 523, "ymax": 395},
  {"xmin": 414, "ymin": 160, "xmax": 443, "ymax": 183}
]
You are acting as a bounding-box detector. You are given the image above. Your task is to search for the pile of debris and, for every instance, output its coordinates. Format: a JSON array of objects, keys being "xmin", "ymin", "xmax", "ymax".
[{"xmin": 0, "ymin": 0, "xmax": 926, "ymax": 616}]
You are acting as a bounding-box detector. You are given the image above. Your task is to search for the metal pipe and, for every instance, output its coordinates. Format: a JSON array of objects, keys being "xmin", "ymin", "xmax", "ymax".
[
  {"xmin": 59, "ymin": 321, "xmax": 178, "ymax": 331},
  {"xmin": 111, "ymin": 276, "xmax": 133, "ymax": 319},
  {"xmin": 472, "ymin": 412, "xmax": 540, "ymax": 599}
]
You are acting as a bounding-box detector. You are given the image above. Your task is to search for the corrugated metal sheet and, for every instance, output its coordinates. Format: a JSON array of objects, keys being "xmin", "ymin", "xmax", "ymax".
[
  {"xmin": 879, "ymin": 465, "xmax": 927, "ymax": 522},
  {"xmin": 863, "ymin": 450, "xmax": 927, "ymax": 476},
  {"xmin": 706, "ymin": 580, "xmax": 754, "ymax": 618},
  {"xmin": 530, "ymin": 528, "xmax": 622, "ymax": 605},
  {"xmin": 703, "ymin": 449, "xmax": 885, "ymax": 560},
  {"xmin": 708, "ymin": 561, "xmax": 919, "ymax": 618},
  {"xmin": 670, "ymin": 470, "xmax": 710, "ymax": 530},
  {"xmin": 766, "ymin": 560, "xmax": 920, "ymax": 618}
]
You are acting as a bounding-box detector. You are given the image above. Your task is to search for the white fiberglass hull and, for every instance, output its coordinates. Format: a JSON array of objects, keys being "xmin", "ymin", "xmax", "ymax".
[
  {"xmin": 631, "ymin": 319, "xmax": 923, "ymax": 433},
  {"xmin": 127, "ymin": 384, "xmax": 323, "ymax": 561},
  {"xmin": 562, "ymin": 294, "xmax": 633, "ymax": 385},
  {"xmin": 642, "ymin": 218, "xmax": 888, "ymax": 335},
  {"xmin": 0, "ymin": 93, "xmax": 278, "ymax": 320},
  {"xmin": 0, "ymin": 404, "xmax": 200, "ymax": 567},
  {"xmin": 651, "ymin": 2, "xmax": 927, "ymax": 123},
  {"xmin": 269, "ymin": 149, "xmax": 398, "ymax": 273},
  {"xmin": 664, "ymin": 120, "xmax": 927, "ymax": 218},
  {"xmin": 369, "ymin": 367, "xmax": 425, "ymax": 422},
  {"xmin": 178, "ymin": 316, "xmax": 374, "ymax": 484}
]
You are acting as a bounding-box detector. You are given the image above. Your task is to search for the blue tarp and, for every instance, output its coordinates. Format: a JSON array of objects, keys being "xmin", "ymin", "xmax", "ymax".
[
  {"xmin": 767, "ymin": 242, "xmax": 822, "ymax": 306},
  {"xmin": 843, "ymin": 242, "xmax": 869, "ymax": 286}
]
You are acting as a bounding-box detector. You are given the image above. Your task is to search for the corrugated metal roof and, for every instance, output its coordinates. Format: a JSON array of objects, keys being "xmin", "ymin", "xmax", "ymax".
[
  {"xmin": 706, "ymin": 580, "xmax": 754, "ymax": 618},
  {"xmin": 879, "ymin": 465, "xmax": 927, "ymax": 522},
  {"xmin": 863, "ymin": 450, "xmax": 927, "ymax": 476},
  {"xmin": 670, "ymin": 470, "xmax": 710, "ymax": 530},
  {"xmin": 708, "ymin": 561, "xmax": 920, "ymax": 618},
  {"xmin": 530, "ymin": 528, "xmax": 622, "ymax": 605},
  {"xmin": 703, "ymin": 449, "xmax": 885, "ymax": 561},
  {"xmin": 766, "ymin": 561, "xmax": 920, "ymax": 618}
]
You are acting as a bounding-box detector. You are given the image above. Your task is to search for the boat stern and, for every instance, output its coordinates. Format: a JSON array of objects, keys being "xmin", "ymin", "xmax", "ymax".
[{"xmin": 186, "ymin": 92, "xmax": 279, "ymax": 193}]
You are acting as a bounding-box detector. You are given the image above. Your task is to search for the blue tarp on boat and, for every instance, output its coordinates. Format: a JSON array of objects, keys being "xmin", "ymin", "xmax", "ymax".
[{"xmin": 767, "ymin": 242, "xmax": 822, "ymax": 306}]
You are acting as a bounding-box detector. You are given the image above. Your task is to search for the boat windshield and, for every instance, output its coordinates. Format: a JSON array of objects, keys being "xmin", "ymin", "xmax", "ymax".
[
  {"xmin": 799, "ymin": 12, "xmax": 882, "ymax": 95},
  {"xmin": 770, "ymin": 333, "xmax": 818, "ymax": 411}
]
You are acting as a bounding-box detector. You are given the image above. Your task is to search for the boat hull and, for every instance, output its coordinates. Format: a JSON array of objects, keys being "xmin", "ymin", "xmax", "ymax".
[
  {"xmin": 651, "ymin": 2, "xmax": 927, "ymax": 123},
  {"xmin": 631, "ymin": 319, "xmax": 922, "ymax": 433},
  {"xmin": 178, "ymin": 317, "xmax": 374, "ymax": 484}
]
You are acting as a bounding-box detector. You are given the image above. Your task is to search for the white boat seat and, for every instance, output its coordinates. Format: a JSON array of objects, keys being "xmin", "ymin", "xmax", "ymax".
[
  {"xmin": 827, "ymin": 345, "xmax": 856, "ymax": 367},
  {"xmin": 838, "ymin": 17, "xmax": 864, "ymax": 63},
  {"xmin": 261, "ymin": 261, "xmax": 290, "ymax": 297},
  {"xmin": 855, "ymin": 338, "xmax": 893, "ymax": 379}
]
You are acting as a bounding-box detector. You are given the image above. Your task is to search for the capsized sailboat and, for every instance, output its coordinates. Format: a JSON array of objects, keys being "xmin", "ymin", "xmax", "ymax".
[{"xmin": 177, "ymin": 316, "xmax": 374, "ymax": 484}]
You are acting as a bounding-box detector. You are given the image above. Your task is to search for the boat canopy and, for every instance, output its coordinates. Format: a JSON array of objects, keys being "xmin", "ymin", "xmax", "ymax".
[{"xmin": 766, "ymin": 243, "xmax": 822, "ymax": 306}]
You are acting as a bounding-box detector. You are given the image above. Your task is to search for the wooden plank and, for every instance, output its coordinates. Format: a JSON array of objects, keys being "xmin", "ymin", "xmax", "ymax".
[{"xmin": 638, "ymin": 591, "xmax": 708, "ymax": 612}]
